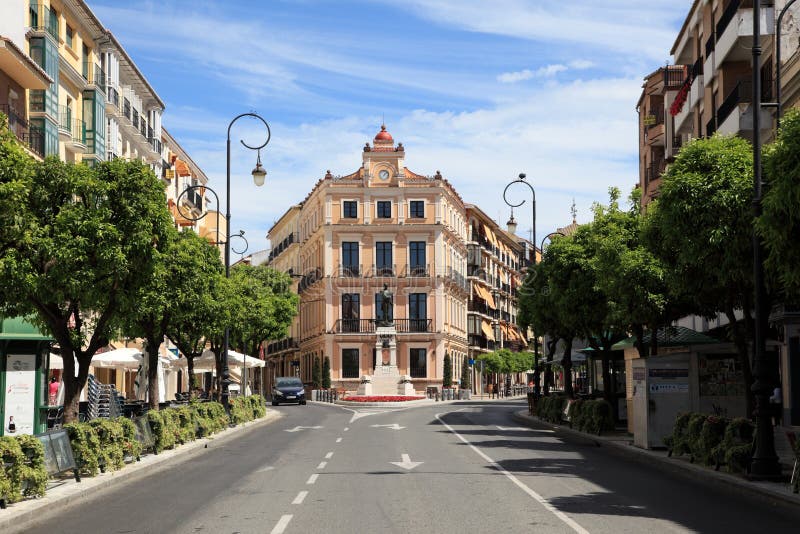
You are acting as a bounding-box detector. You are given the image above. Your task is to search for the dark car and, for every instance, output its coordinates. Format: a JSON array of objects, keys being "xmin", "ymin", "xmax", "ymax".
[{"xmin": 272, "ymin": 377, "xmax": 306, "ymax": 405}]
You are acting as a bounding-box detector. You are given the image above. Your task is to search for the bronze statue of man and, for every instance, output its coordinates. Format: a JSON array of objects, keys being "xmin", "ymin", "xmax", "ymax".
[{"xmin": 380, "ymin": 283, "xmax": 393, "ymax": 326}]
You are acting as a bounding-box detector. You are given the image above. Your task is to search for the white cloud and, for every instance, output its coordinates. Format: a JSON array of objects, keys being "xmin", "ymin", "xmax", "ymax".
[
  {"xmin": 569, "ymin": 60, "xmax": 594, "ymax": 70},
  {"xmin": 497, "ymin": 64, "xmax": 568, "ymax": 83}
]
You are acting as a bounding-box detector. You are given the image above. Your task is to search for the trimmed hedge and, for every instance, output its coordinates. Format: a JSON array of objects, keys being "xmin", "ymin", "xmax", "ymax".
[
  {"xmin": 666, "ymin": 412, "xmax": 755, "ymax": 473},
  {"xmin": 568, "ymin": 399, "xmax": 614, "ymax": 435},
  {"xmin": 537, "ymin": 395, "xmax": 568, "ymax": 424},
  {"xmin": 0, "ymin": 435, "xmax": 48, "ymax": 504},
  {"xmin": 231, "ymin": 395, "xmax": 266, "ymax": 425},
  {"xmin": 193, "ymin": 400, "xmax": 229, "ymax": 437}
]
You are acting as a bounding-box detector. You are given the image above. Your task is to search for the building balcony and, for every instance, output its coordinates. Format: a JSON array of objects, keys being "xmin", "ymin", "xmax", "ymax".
[
  {"xmin": 717, "ymin": 78, "xmax": 774, "ymax": 137},
  {"xmin": 28, "ymin": 3, "xmax": 58, "ymax": 41},
  {"xmin": 84, "ymin": 62, "xmax": 106, "ymax": 95},
  {"xmin": 644, "ymin": 107, "xmax": 665, "ymax": 146},
  {"xmin": 644, "ymin": 158, "xmax": 667, "ymax": 186},
  {"xmin": 181, "ymin": 187, "xmax": 203, "ymax": 213},
  {"xmin": 468, "ymin": 334, "xmax": 499, "ymax": 351},
  {"xmin": 468, "ymin": 301, "xmax": 498, "ymax": 318},
  {"xmin": 0, "ymin": 103, "xmax": 29, "ymax": 143},
  {"xmin": 333, "ymin": 318, "xmax": 432, "ymax": 334},
  {"xmin": 105, "ymin": 86, "xmax": 120, "ymax": 115},
  {"xmin": 266, "ymin": 337, "xmax": 299, "ymax": 355},
  {"xmin": 335, "ymin": 264, "xmax": 361, "ymax": 277},
  {"xmin": 58, "ymin": 108, "xmax": 86, "ymax": 153},
  {"xmin": 714, "ymin": 0, "xmax": 774, "ymax": 68}
]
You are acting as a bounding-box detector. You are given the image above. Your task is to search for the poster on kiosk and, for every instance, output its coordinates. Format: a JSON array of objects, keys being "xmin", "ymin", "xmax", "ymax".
[{"xmin": 3, "ymin": 354, "xmax": 37, "ymax": 435}]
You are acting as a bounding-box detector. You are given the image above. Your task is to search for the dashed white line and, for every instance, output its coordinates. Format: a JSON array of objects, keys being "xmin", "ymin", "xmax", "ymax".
[
  {"xmin": 343, "ymin": 427, "xmax": 349, "ymax": 431},
  {"xmin": 336, "ymin": 437, "xmax": 342, "ymax": 443},
  {"xmin": 317, "ymin": 461, "xmax": 327, "ymax": 469},
  {"xmin": 292, "ymin": 491, "xmax": 308, "ymax": 504},
  {"xmin": 435, "ymin": 412, "xmax": 589, "ymax": 534},
  {"xmin": 271, "ymin": 514, "xmax": 293, "ymax": 534},
  {"xmin": 325, "ymin": 451, "xmax": 334, "ymax": 459},
  {"xmin": 306, "ymin": 474, "xmax": 318, "ymax": 484}
]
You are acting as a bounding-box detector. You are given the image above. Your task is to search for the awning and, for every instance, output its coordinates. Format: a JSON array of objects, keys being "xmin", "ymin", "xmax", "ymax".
[
  {"xmin": 168, "ymin": 199, "xmax": 195, "ymax": 227},
  {"xmin": 611, "ymin": 326, "xmax": 720, "ymax": 351},
  {"xmin": 471, "ymin": 282, "xmax": 496, "ymax": 310},
  {"xmin": 481, "ymin": 320, "xmax": 495, "ymax": 341},
  {"xmin": 174, "ymin": 158, "xmax": 191, "ymax": 177},
  {"xmin": 91, "ymin": 348, "xmax": 143, "ymax": 369}
]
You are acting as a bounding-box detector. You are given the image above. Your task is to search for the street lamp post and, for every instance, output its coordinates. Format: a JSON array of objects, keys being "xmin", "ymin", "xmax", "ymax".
[
  {"xmin": 749, "ymin": 0, "xmax": 781, "ymax": 479},
  {"xmin": 503, "ymin": 173, "xmax": 537, "ymax": 368},
  {"xmin": 176, "ymin": 184, "xmax": 222, "ymax": 246},
  {"xmin": 221, "ymin": 113, "xmax": 270, "ymax": 413},
  {"xmin": 540, "ymin": 231, "xmax": 565, "ymax": 257}
]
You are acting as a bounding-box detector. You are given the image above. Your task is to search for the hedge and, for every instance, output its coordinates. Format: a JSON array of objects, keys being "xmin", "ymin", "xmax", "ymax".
[
  {"xmin": 0, "ymin": 435, "xmax": 47, "ymax": 504},
  {"xmin": 231, "ymin": 395, "xmax": 266, "ymax": 425},
  {"xmin": 568, "ymin": 399, "xmax": 614, "ymax": 435},
  {"xmin": 537, "ymin": 395, "xmax": 568, "ymax": 424},
  {"xmin": 666, "ymin": 412, "xmax": 755, "ymax": 473}
]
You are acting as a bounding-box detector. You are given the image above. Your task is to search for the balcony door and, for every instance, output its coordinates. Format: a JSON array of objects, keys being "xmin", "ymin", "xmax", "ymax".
[
  {"xmin": 342, "ymin": 293, "xmax": 360, "ymax": 333},
  {"xmin": 409, "ymin": 241, "xmax": 426, "ymax": 275},
  {"xmin": 342, "ymin": 242, "xmax": 359, "ymax": 276},
  {"xmin": 409, "ymin": 293, "xmax": 427, "ymax": 332},
  {"xmin": 376, "ymin": 241, "xmax": 393, "ymax": 276}
]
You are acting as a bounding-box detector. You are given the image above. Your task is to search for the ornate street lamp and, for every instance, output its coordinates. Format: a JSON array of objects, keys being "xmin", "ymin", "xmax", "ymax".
[{"xmin": 221, "ymin": 113, "xmax": 271, "ymax": 413}]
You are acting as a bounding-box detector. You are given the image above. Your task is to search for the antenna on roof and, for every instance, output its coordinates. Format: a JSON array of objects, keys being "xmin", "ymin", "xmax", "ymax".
[{"xmin": 570, "ymin": 198, "xmax": 577, "ymax": 224}]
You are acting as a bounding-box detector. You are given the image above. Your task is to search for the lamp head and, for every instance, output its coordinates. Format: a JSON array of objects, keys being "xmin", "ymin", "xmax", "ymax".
[{"xmin": 252, "ymin": 150, "xmax": 267, "ymax": 186}]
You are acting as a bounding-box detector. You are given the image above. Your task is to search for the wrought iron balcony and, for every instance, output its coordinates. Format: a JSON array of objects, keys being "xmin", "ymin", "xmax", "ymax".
[
  {"xmin": 716, "ymin": 77, "xmax": 774, "ymax": 129},
  {"xmin": 106, "ymin": 86, "xmax": 120, "ymax": 109},
  {"xmin": 22, "ymin": 128, "xmax": 45, "ymax": 158},
  {"xmin": 333, "ymin": 318, "xmax": 432, "ymax": 334},
  {"xmin": 123, "ymin": 98, "xmax": 131, "ymax": 121},
  {"xmin": 0, "ymin": 104, "xmax": 29, "ymax": 142},
  {"xmin": 335, "ymin": 264, "xmax": 361, "ymax": 277},
  {"xmin": 29, "ymin": 3, "xmax": 58, "ymax": 41}
]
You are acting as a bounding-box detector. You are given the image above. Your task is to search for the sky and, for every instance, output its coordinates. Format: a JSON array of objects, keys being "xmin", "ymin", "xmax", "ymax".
[{"xmin": 89, "ymin": 0, "xmax": 689, "ymax": 255}]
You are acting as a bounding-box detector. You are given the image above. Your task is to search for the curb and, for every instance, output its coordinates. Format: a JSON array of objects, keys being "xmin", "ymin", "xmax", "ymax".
[
  {"xmin": 0, "ymin": 410, "xmax": 284, "ymax": 534},
  {"xmin": 511, "ymin": 410, "xmax": 800, "ymax": 508}
]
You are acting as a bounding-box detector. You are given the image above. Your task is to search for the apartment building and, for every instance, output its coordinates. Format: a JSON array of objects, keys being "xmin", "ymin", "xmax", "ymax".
[
  {"xmin": 266, "ymin": 126, "xmax": 471, "ymax": 393},
  {"xmin": 161, "ymin": 128, "xmax": 211, "ymax": 237},
  {"xmin": 465, "ymin": 205, "xmax": 527, "ymax": 366},
  {"xmin": 638, "ymin": 0, "xmax": 779, "ymax": 205}
]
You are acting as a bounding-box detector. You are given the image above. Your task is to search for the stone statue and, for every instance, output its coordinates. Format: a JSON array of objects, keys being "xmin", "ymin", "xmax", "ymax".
[{"xmin": 379, "ymin": 283, "xmax": 393, "ymax": 326}]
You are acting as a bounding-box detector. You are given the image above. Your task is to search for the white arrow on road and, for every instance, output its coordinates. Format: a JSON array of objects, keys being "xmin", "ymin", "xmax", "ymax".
[
  {"xmin": 284, "ymin": 426, "xmax": 323, "ymax": 433},
  {"xmin": 496, "ymin": 425, "xmax": 532, "ymax": 431},
  {"xmin": 371, "ymin": 423, "xmax": 406, "ymax": 430},
  {"xmin": 390, "ymin": 453, "xmax": 423, "ymax": 470}
]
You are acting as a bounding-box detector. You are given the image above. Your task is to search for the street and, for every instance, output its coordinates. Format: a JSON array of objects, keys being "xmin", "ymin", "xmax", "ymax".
[{"xmin": 20, "ymin": 400, "xmax": 800, "ymax": 534}]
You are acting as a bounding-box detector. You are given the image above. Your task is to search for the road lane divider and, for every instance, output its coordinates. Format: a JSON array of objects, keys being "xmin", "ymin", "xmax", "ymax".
[
  {"xmin": 336, "ymin": 437, "xmax": 343, "ymax": 443},
  {"xmin": 270, "ymin": 514, "xmax": 293, "ymax": 534},
  {"xmin": 317, "ymin": 461, "xmax": 327, "ymax": 469},
  {"xmin": 435, "ymin": 412, "xmax": 590, "ymax": 534},
  {"xmin": 306, "ymin": 474, "xmax": 318, "ymax": 484},
  {"xmin": 325, "ymin": 451, "xmax": 334, "ymax": 459},
  {"xmin": 292, "ymin": 491, "xmax": 308, "ymax": 505}
]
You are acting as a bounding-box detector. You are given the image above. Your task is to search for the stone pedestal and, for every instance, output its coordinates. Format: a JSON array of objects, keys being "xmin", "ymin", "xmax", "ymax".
[
  {"xmin": 357, "ymin": 379, "xmax": 373, "ymax": 396},
  {"xmin": 371, "ymin": 326, "xmax": 404, "ymax": 395}
]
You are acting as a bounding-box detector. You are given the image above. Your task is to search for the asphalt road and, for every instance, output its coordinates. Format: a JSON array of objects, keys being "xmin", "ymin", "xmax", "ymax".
[{"xmin": 20, "ymin": 399, "xmax": 800, "ymax": 534}]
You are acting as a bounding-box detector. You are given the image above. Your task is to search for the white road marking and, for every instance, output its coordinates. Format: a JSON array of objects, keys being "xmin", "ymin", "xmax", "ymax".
[
  {"xmin": 390, "ymin": 453, "xmax": 423, "ymax": 470},
  {"xmin": 496, "ymin": 425, "xmax": 542, "ymax": 431},
  {"xmin": 306, "ymin": 474, "xmax": 318, "ymax": 484},
  {"xmin": 284, "ymin": 425, "xmax": 323, "ymax": 433},
  {"xmin": 292, "ymin": 491, "xmax": 308, "ymax": 504},
  {"xmin": 317, "ymin": 461, "xmax": 327, "ymax": 469},
  {"xmin": 436, "ymin": 412, "xmax": 590, "ymax": 534},
  {"xmin": 336, "ymin": 437, "xmax": 342, "ymax": 443},
  {"xmin": 343, "ymin": 427, "xmax": 349, "ymax": 431},
  {"xmin": 256, "ymin": 466, "xmax": 275, "ymax": 473},
  {"xmin": 325, "ymin": 451, "xmax": 334, "ymax": 459},
  {"xmin": 371, "ymin": 423, "xmax": 406, "ymax": 430},
  {"xmin": 271, "ymin": 515, "xmax": 293, "ymax": 534}
]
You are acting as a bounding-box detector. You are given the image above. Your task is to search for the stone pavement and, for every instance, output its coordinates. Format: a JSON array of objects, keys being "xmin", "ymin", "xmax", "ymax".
[
  {"xmin": 0, "ymin": 410, "xmax": 283, "ymax": 533},
  {"xmin": 512, "ymin": 409, "xmax": 800, "ymax": 508}
]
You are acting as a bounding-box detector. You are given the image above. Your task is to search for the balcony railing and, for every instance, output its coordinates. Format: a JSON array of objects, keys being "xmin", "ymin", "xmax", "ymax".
[
  {"xmin": 468, "ymin": 334, "xmax": 499, "ymax": 351},
  {"xmin": 149, "ymin": 137, "xmax": 162, "ymax": 154},
  {"xmin": 59, "ymin": 107, "xmax": 86, "ymax": 145},
  {"xmin": 107, "ymin": 151, "xmax": 118, "ymax": 161},
  {"xmin": 705, "ymin": 32, "xmax": 716, "ymax": 58},
  {"xmin": 644, "ymin": 158, "xmax": 666, "ymax": 185},
  {"xmin": 468, "ymin": 301, "xmax": 498, "ymax": 318},
  {"xmin": 106, "ymin": 86, "xmax": 120, "ymax": 109},
  {"xmin": 406, "ymin": 264, "xmax": 429, "ymax": 277},
  {"xmin": 335, "ymin": 264, "xmax": 361, "ymax": 277},
  {"xmin": 266, "ymin": 337, "xmax": 298, "ymax": 355},
  {"xmin": 716, "ymin": 0, "xmax": 742, "ymax": 41},
  {"xmin": 645, "ymin": 106, "xmax": 665, "ymax": 127},
  {"xmin": 83, "ymin": 62, "xmax": 106, "ymax": 92},
  {"xmin": 29, "ymin": 3, "xmax": 58, "ymax": 41},
  {"xmin": 333, "ymin": 318, "xmax": 432, "ymax": 334},
  {"xmin": 0, "ymin": 104, "xmax": 29, "ymax": 142},
  {"xmin": 410, "ymin": 365, "xmax": 427, "ymax": 378},
  {"xmin": 139, "ymin": 119, "xmax": 147, "ymax": 139},
  {"xmin": 22, "ymin": 128, "xmax": 45, "ymax": 158},
  {"xmin": 123, "ymin": 98, "xmax": 131, "ymax": 121},
  {"xmin": 132, "ymin": 109, "xmax": 139, "ymax": 130},
  {"xmin": 717, "ymin": 78, "xmax": 774, "ymax": 128},
  {"xmin": 373, "ymin": 264, "xmax": 395, "ymax": 277},
  {"xmin": 664, "ymin": 66, "xmax": 686, "ymax": 89}
]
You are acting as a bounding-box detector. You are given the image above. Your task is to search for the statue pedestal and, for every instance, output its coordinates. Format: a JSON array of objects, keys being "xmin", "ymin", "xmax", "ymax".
[{"xmin": 357, "ymin": 379, "xmax": 373, "ymax": 396}]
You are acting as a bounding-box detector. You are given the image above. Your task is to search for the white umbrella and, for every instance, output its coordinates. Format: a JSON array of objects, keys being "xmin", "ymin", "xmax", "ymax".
[
  {"xmin": 91, "ymin": 348, "xmax": 142, "ymax": 369},
  {"xmin": 174, "ymin": 350, "xmax": 265, "ymax": 369}
]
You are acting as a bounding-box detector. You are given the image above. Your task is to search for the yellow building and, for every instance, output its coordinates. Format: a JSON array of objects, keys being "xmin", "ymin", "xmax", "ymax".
[{"xmin": 267, "ymin": 126, "xmax": 470, "ymax": 394}]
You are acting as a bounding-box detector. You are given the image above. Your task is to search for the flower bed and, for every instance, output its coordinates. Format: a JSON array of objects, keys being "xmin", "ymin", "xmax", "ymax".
[{"xmin": 341, "ymin": 396, "xmax": 425, "ymax": 402}]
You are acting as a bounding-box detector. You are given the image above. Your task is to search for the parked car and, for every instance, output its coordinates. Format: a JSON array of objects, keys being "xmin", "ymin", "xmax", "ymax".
[{"xmin": 272, "ymin": 377, "xmax": 306, "ymax": 405}]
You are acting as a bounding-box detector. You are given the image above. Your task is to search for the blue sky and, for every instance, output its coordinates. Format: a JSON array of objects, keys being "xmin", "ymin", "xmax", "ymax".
[{"xmin": 90, "ymin": 0, "xmax": 688, "ymax": 254}]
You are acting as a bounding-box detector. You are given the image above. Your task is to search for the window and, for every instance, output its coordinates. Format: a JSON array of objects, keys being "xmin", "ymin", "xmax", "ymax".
[
  {"xmin": 342, "ymin": 349, "xmax": 360, "ymax": 378},
  {"xmin": 409, "ymin": 241, "xmax": 426, "ymax": 275},
  {"xmin": 376, "ymin": 201, "xmax": 391, "ymax": 218},
  {"xmin": 409, "ymin": 293, "xmax": 427, "ymax": 332},
  {"xmin": 410, "ymin": 348, "xmax": 427, "ymax": 378},
  {"xmin": 409, "ymin": 200, "xmax": 424, "ymax": 218},
  {"xmin": 375, "ymin": 292, "xmax": 393, "ymax": 323},
  {"xmin": 376, "ymin": 242, "xmax": 393, "ymax": 275},
  {"xmin": 342, "ymin": 294, "xmax": 360, "ymax": 332},
  {"xmin": 82, "ymin": 43, "xmax": 90, "ymax": 79},
  {"xmin": 342, "ymin": 242, "xmax": 359, "ymax": 276},
  {"xmin": 66, "ymin": 25, "xmax": 74, "ymax": 48},
  {"xmin": 343, "ymin": 200, "xmax": 357, "ymax": 218}
]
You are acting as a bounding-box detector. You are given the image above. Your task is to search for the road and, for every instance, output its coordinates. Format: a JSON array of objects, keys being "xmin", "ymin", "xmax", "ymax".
[{"xmin": 20, "ymin": 399, "xmax": 800, "ymax": 534}]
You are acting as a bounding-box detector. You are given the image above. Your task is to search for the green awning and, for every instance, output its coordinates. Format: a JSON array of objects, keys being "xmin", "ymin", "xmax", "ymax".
[
  {"xmin": 0, "ymin": 316, "xmax": 53, "ymax": 340},
  {"xmin": 611, "ymin": 326, "xmax": 719, "ymax": 351}
]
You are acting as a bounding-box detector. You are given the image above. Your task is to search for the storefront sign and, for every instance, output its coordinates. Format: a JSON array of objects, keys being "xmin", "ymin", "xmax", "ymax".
[
  {"xmin": 649, "ymin": 383, "xmax": 689, "ymax": 394},
  {"xmin": 4, "ymin": 354, "xmax": 37, "ymax": 435},
  {"xmin": 648, "ymin": 368, "xmax": 689, "ymax": 379}
]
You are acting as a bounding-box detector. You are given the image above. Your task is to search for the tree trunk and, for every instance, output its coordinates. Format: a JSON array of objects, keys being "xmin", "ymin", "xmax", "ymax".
[
  {"xmin": 632, "ymin": 324, "xmax": 646, "ymax": 359},
  {"xmin": 562, "ymin": 338, "xmax": 574, "ymax": 398},
  {"xmin": 543, "ymin": 338, "xmax": 557, "ymax": 395},
  {"xmin": 725, "ymin": 308, "xmax": 755, "ymax": 418},
  {"xmin": 187, "ymin": 356, "xmax": 196, "ymax": 399},
  {"xmin": 145, "ymin": 335, "xmax": 161, "ymax": 410},
  {"xmin": 61, "ymin": 347, "xmax": 90, "ymax": 424},
  {"xmin": 601, "ymin": 351, "xmax": 616, "ymax": 420}
]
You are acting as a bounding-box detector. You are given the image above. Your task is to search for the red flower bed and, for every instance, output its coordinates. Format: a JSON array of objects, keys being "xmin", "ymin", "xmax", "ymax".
[{"xmin": 341, "ymin": 396, "xmax": 425, "ymax": 402}]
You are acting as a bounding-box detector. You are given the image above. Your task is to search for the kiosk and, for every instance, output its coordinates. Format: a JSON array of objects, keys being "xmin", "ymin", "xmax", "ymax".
[{"xmin": 0, "ymin": 316, "xmax": 53, "ymax": 436}]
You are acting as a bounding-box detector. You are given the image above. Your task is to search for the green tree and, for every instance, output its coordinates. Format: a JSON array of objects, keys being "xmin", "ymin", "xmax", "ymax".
[
  {"xmin": 322, "ymin": 356, "xmax": 331, "ymax": 389},
  {"xmin": 645, "ymin": 135, "xmax": 756, "ymax": 413},
  {"xmin": 760, "ymin": 109, "xmax": 800, "ymax": 301},
  {"xmin": 0, "ymin": 150, "xmax": 172, "ymax": 423},
  {"xmin": 460, "ymin": 355, "xmax": 471, "ymax": 390},
  {"xmin": 312, "ymin": 357, "xmax": 322, "ymax": 388},
  {"xmin": 165, "ymin": 232, "xmax": 227, "ymax": 397},
  {"xmin": 442, "ymin": 352, "xmax": 452, "ymax": 388}
]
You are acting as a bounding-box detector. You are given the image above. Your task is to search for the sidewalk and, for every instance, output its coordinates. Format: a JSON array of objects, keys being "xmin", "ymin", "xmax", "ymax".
[
  {"xmin": 512, "ymin": 409, "xmax": 800, "ymax": 508},
  {"xmin": 0, "ymin": 410, "xmax": 283, "ymax": 534}
]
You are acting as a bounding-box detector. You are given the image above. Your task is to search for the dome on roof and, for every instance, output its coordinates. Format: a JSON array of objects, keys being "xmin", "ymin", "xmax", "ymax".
[{"xmin": 374, "ymin": 124, "xmax": 393, "ymax": 142}]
